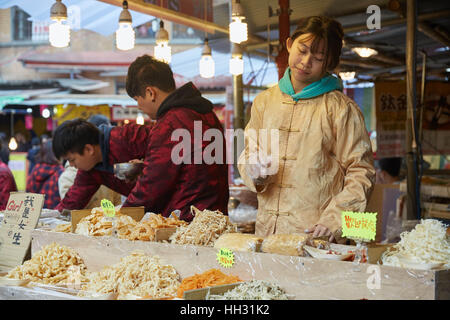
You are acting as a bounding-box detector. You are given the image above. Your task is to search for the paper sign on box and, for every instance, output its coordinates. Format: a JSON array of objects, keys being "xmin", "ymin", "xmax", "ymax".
[
  {"xmin": 341, "ymin": 211, "xmax": 377, "ymax": 241},
  {"xmin": 0, "ymin": 192, "xmax": 44, "ymax": 270}
]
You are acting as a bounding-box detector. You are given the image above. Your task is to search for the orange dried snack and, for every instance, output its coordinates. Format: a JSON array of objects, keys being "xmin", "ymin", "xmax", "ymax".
[{"xmin": 177, "ymin": 268, "xmax": 242, "ymax": 298}]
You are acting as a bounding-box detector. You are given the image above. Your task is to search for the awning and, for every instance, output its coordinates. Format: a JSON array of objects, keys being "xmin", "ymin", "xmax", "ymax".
[
  {"xmin": 0, "ymin": 88, "xmax": 61, "ymax": 110},
  {"xmin": 17, "ymin": 93, "xmax": 137, "ymax": 107}
]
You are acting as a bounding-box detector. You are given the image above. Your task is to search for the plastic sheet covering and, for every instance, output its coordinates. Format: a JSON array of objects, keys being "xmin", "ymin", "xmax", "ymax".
[
  {"xmin": 0, "ymin": 284, "xmax": 83, "ymax": 300},
  {"xmin": 228, "ymin": 204, "xmax": 257, "ymax": 224},
  {"xmin": 28, "ymin": 229, "xmax": 448, "ymax": 300}
]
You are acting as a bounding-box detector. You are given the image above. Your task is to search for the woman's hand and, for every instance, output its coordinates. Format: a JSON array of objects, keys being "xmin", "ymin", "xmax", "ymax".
[
  {"xmin": 246, "ymin": 153, "xmax": 273, "ymax": 186},
  {"xmin": 305, "ymin": 224, "xmax": 335, "ymax": 242}
]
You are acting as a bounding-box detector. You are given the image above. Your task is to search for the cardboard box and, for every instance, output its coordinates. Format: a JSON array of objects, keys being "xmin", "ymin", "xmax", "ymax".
[
  {"xmin": 183, "ymin": 282, "xmax": 242, "ymax": 300},
  {"xmin": 70, "ymin": 206, "xmax": 145, "ymax": 232},
  {"xmin": 367, "ymin": 243, "xmax": 394, "ymax": 264},
  {"xmin": 366, "ymin": 183, "xmax": 403, "ymax": 243}
]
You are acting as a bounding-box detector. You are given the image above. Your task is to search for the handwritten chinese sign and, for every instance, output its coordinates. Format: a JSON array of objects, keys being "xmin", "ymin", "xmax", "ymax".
[
  {"xmin": 216, "ymin": 248, "xmax": 235, "ymax": 268},
  {"xmin": 100, "ymin": 199, "xmax": 116, "ymax": 218},
  {"xmin": 341, "ymin": 211, "xmax": 377, "ymax": 242},
  {"xmin": 0, "ymin": 192, "xmax": 44, "ymax": 271}
]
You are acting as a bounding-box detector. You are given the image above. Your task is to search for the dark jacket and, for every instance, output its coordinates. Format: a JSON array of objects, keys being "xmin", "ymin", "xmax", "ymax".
[
  {"xmin": 26, "ymin": 163, "xmax": 64, "ymax": 209},
  {"xmin": 0, "ymin": 161, "xmax": 17, "ymax": 210},
  {"xmin": 56, "ymin": 123, "xmax": 152, "ymax": 211},
  {"xmin": 122, "ymin": 82, "xmax": 229, "ymax": 221}
]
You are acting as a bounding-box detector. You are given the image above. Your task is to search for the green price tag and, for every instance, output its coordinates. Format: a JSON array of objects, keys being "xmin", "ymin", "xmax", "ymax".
[
  {"xmin": 341, "ymin": 211, "xmax": 377, "ymax": 241},
  {"xmin": 101, "ymin": 199, "xmax": 116, "ymax": 218},
  {"xmin": 216, "ymin": 248, "xmax": 235, "ymax": 268}
]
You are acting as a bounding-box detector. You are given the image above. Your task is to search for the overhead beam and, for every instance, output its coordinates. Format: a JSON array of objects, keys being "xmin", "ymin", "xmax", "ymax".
[
  {"xmin": 96, "ymin": 0, "xmax": 266, "ymax": 44},
  {"xmin": 343, "ymin": 10, "xmax": 450, "ymax": 34},
  {"xmin": 417, "ymin": 22, "xmax": 450, "ymax": 48}
]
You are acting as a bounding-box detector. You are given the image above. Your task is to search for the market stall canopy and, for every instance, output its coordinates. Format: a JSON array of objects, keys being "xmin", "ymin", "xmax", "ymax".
[
  {"xmin": 0, "ymin": 0, "xmax": 154, "ymax": 36},
  {"xmin": 18, "ymin": 48, "xmax": 278, "ymax": 88},
  {"xmin": 16, "ymin": 93, "xmax": 137, "ymax": 107}
]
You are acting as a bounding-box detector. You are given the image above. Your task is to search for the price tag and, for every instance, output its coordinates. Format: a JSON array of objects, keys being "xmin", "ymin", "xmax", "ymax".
[
  {"xmin": 341, "ymin": 211, "xmax": 377, "ymax": 241},
  {"xmin": 216, "ymin": 248, "xmax": 235, "ymax": 268},
  {"xmin": 101, "ymin": 199, "xmax": 115, "ymax": 218},
  {"xmin": 0, "ymin": 192, "xmax": 44, "ymax": 270}
]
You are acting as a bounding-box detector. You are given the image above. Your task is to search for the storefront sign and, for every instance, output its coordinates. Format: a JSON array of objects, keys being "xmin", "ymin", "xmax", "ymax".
[
  {"xmin": 54, "ymin": 104, "xmax": 111, "ymax": 125},
  {"xmin": 216, "ymin": 248, "xmax": 235, "ymax": 268},
  {"xmin": 111, "ymin": 106, "xmax": 150, "ymax": 121},
  {"xmin": 341, "ymin": 211, "xmax": 377, "ymax": 241},
  {"xmin": 375, "ymin": 81, "xmax": 450, "ymax": 157},
  {"xmin": 0, "ymin": 193, "xmax": 44, "ymax": 270}
]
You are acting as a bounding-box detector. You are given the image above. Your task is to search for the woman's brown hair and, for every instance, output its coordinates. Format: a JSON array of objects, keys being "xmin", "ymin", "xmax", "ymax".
[{"xmin": 290, "ymin": 16, "xmax": 344, "ymax": 73}]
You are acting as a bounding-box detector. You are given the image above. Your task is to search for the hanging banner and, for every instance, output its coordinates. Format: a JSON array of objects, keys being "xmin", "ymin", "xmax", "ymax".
[
  {"xmin": 375, "ymin": 81, "xmax": 450, "ymax": 158},
  {"xmin": 53, "ymin": 105, "xmax": 111, "ymax": 125},
  {"xmin": 8, "ymin": 153, "xmax": 27, "ymax": 191}
]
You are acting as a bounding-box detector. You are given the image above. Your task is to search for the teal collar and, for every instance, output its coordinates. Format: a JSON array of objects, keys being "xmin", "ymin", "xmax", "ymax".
[{"xmin": 278, "ymin": 67, "xmax": 343, "ymax": 101}]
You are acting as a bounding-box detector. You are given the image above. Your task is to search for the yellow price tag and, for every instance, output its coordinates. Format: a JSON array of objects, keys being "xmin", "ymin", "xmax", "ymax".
[
  {"xmin": 341, "ymin": 211, "xmax": 377, "ymax": 241},
  {"xmin": 101, "ymin": 199, "xmax": 116, "ymax": 218},
  {"xmin": 216, "ymin": 248, "xmax": 235, "ymax": 268}
]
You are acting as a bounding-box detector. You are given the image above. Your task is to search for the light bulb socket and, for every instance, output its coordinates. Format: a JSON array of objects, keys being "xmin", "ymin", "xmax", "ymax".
[
  {"xmin": 232, "ymin": 0, "xmax": 245, "ymax": 17},
  {"xmin": 231, "ymin": 43, "xmax": 243, "ymax": 57},
  {"xmin": 202, "ymin": 38, "xmax": 212, "ymax": 56},
  {"xmin": 50, "ymin": 0, "xmax": 67, "ymax": 20},
  {"xmin": 119, "ymin": 1, "xmax": 132, "ymax": 23},
  {"xmin": 155, "ymin": 20, "xmax": 169, "ymax": 44}
]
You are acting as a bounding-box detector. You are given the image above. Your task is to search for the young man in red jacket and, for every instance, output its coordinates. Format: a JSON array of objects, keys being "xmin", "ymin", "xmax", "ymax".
[
  {"xmin": 124, "ymin": 55, "xmax": 229, "ymax": 221},
  {"xmin": 52, "ymin": 119, "xmax": 152, "ymax": 211}
]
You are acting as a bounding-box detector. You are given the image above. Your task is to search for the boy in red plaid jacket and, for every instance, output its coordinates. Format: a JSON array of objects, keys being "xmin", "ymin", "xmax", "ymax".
[{"xmin": 53, "ymin": 120, "xmax": 152, "ymax": 212}]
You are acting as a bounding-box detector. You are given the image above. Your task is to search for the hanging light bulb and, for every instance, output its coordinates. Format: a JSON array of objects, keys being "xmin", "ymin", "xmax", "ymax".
[
  {"xmin": 116, "ymin": 1, "xmax": 135, "ymax": 51},
  {"xmin": 42, "ymin": 108, "xmax": 51, "ymax": 119},
  {"xmin": 8, "ymin": 137, "xmax": 18, "ymax": 151},
  {"xmin": 154, "ymin": 20, "xmax": 171, "ymax": 64},
  {"xmin": 49, "ymin": 0, "xmax": 70, "ymax": 48},
  {"xmin": 229, "ymin": 0, "xmax": 248, "ymax": 44},
  {"xmin": 352, "ymin": 47, "xmax": 377, "ymax": 58},
  {"xmin": 136, "ymin": 112, "xmax": 145, "ymax": 125},
  {"xmin": 199, "ymin": 38, "xmax": 215, "ymax": 78},
  {"xmin": 229, "ymin": 44, "xmax": 244, "ymax": 76},
  {"xmin": 339, "ymin": 71, "xmax": 356, "ymax": 81}
]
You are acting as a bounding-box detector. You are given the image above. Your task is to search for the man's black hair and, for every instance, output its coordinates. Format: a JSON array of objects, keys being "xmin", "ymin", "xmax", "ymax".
[
  {"xmin": 52, "ymin": 118, "xmax": 100, "ymax": 159},
  {"xmin": 126, "ymin": 54, "xmax": 176, "ymax": 98}
]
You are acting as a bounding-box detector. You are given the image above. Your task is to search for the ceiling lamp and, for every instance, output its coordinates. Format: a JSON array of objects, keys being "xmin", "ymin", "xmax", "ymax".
[
  {"xmin": 199, "ymin": 38, "xmax": 215, "ymax": 78},
  {"xmin": 229, "ymin": 0, "xmax": 248, "ymax": 44},
  {"xmin": 352, "ymin": 47, "xmax": 378, "ymax": 58},
  {"xmin": 116, "ymin": 1, "xmax": 135, "ymax": 51},
  {"xmin": 8, "ymin": 137, "xmax": 17, "ymax": 151},
  {"xmin": 339, "ymin": 71, "xmax": 356, "ymax": 81},
  {"xmin": 42, "ymin": 108, "xmax": 51, "ymax": 119},
  {"xmin": 229, "ymin": 44, "xmax": 244, "ymax": 76},
  {"xmin": 49, "ymin": 0, "xmax": 70, "ymax": 48},
  {"xmin": 154, "ymin": 20, "xmax": 171, "ymax": 64}
]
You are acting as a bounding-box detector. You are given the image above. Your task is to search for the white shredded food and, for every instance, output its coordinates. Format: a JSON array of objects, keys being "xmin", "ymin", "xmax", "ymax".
[
  {"xmin": 381, "ymin": 219, "xmax": 450, "ymax": 268},
  {"xmin": 169, "ymin": 206, "xmax": 237, "ymax": 247},
  {"xmin": 207, "ymin": 280, "xmax": 289, "ymax": 300},
  {"xmin": 6, "ymin": 242, "xmax": 88, "ymax": 285},
  {"xmin": 78, "ymin": 251, "xmax": 180, "ymax": 299}
]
